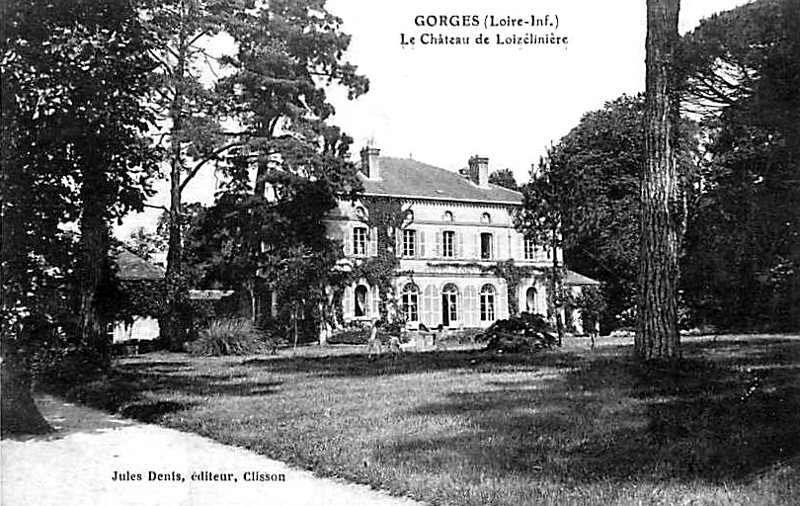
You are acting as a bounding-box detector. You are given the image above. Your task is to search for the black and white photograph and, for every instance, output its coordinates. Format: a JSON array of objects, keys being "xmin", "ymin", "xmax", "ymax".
[{"xmin": 2, "ymin": 0, "xmax": 799, "ymax": 504}]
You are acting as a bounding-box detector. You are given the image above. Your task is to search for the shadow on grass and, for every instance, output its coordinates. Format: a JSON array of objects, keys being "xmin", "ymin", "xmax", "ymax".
[
  {"xmin": 382, "ymin": 339, "xmax": 800, "ymax": 485},
  {"xmin": 242, "ymin": 348, "xmax": 583, "ymax": 377},
  {"xmin": 49, "ymin": 362, "xmax": 284, "ymax": 424},
  {"xmin": 120, "ymin": 400, "xmax": 191, "ymax": 423}
]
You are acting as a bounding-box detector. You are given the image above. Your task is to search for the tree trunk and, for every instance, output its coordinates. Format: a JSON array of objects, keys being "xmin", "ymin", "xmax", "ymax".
[
  {"xmin": 1, "ymin": 355, "xmax": 51, "ymax": 436},
  {"xmin": 163, "ymin": 26, "xmax": 188, "ymax": 351},
  {"xmin": 551, "ymin": 227, "xmax": 564, "ymax": 346},
  {"xmin": 637, "ymin": 0, "xmax": 681, "ymax": 360},
  {"xmin": 78, "ymin": 179, "xmax": 112, "ymax": 372}
]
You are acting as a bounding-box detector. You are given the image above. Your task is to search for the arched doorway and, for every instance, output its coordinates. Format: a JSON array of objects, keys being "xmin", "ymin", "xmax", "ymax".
[{"xmin": 441, "ymin": 283, "xmax": 459, "ymax": 327}]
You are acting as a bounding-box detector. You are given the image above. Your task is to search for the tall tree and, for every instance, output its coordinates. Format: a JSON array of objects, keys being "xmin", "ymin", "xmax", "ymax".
[
  {"xmin": 517, "ymin": 154, "xmax": 566, "ymax": 343},
  {"xmin": 2, "ymin": 0, "xmax": 156, "ymax": 433},
  {"xmin": 140, "ymin": 0, "xmax": 239, "ymax": 350},
  {"xmin": 528, "ymin": 95, "xmax": 699, "ymax": 333},
  {"xmin": 679, "ymin": 0, "xmax": 800, "ymax": 331},
  {"xmin": 488, "ymin": 169, "xmax": 519, "ymax": 191},
  {"xmin": 213, "ymin": 0, "xmax": 368, "ymax": 319},
  {"xmin": 638, "ymin": 0, "xmax": 682, "ymax": 360}
]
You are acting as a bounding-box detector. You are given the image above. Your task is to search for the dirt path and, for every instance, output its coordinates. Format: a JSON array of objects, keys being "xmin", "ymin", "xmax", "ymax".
[{"xmin": 1, "ymin": 395, "xmax": 424, "ymax": 506}]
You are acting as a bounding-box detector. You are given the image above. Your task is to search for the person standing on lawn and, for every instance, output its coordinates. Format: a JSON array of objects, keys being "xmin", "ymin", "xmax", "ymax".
[{"xmin": 366, "ymin": 319, "xmax": 382, "ymax": 359}]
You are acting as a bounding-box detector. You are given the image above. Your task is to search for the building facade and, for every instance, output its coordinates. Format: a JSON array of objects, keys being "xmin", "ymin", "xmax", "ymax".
[{"xmin": 326, "ymin": 147, "xmax": 597, "ymax": 331}]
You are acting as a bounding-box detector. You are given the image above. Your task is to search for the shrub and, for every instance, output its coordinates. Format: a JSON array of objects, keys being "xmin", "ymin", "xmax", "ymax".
[
  {"xmin": 476, "ymin": 312, "xmax": 558, "ymax": 353},
  {"xmin": 327, "ymin": 327, "xmax": 370, "ymax": 345},
  {"xmin": 187, "ymin": 318, "xmax": 266, "ymax": 356}
]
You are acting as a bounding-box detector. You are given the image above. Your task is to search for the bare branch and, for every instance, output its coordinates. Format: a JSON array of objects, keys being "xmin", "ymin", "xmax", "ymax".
[
  {"xmin": 179, "ymin": 141, "xmax": 244, "ymax": 193},
  {"xmin": 143, "ymin": 203, "xmax": 169, "ymax": 212}
]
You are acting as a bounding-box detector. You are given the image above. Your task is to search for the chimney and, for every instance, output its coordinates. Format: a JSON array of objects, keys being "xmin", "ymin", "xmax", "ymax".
[
  {"xmin": 360, "ymin": 146, "xmax": 381, "ymax": 179},
  {"xmin": 468, "ymin": 155, "xmax": 489, "ymax": 187}
]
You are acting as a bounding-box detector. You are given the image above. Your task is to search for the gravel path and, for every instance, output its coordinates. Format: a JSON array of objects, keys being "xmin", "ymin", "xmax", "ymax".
[{"xmin": 1, "ymin": 395, "xmax": 425, "ymax": 506}]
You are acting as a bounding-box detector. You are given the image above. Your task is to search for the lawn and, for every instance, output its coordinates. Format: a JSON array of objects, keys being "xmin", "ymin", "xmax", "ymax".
[{"xmin": 62, "ymin": 335, "xmax": 800, "ymax": 505}]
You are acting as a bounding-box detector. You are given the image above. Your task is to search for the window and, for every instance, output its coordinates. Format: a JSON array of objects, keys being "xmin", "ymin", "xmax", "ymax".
[
  {"xmin": 443, "ymin": 283, "xmax": 458, "ymax": 323},
  {"xmin": 481, "ymin": 212, "xmax": 491, "ymax": 224},
  {"xmin": 442, "ymin": 231, "xmax": 455, "ymax": 257},
  {"xmin": 354, "ymin": 285, "xmax": 368, "ymax": 317},
  {"xmin": 353, "ymin": 227, "xmax": 367, "ymax": 256},
  {"xmin": 355, "ymin": 206, "xmax": 366, "ymax": 220},
  {"xmin": 401, "ymin": 283, "xmax": 419, "ymax": 322},
  {"xmin": 403, "ymin": 229, "xmax": 416, "ymax": 257},
  {"xmin": 480, "ymin": 233, "xmax": 493, "ymax": 260},
  {"xmin": 524, "ymin": 237, "xmax": 536, "ymax": 260},
  {"xmin": 480, "ymin": 285, "xmax": 496, "ymax": 321},
  {"xmin": 443, "ymin": 211, "xmax": 454, "ymax": 222},
  {"xmin": 405, "ymin": 210, "xmax": 414, "ymax": 223}
]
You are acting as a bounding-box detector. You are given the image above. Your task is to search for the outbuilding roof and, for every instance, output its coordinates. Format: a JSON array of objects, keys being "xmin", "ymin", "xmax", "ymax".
[
  {"xmin": 564, "ymin": 269, "xmax": 601, "ymax": 286},
  {"xmin": 114, "ymin": 249, "xmax": 165, "ymax": 281},
  {"xmin": 360, "ymin": 157, "xmax": 523, "ymax": 205}
]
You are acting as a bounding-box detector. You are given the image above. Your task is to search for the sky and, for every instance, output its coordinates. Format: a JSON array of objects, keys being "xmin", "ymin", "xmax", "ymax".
[{"xmin": 116, "ymin": 0, "xmax": 754, "ymax": 240}]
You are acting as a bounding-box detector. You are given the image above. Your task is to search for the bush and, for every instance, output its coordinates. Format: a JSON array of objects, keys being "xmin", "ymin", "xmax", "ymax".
[
  {"xmin": 476, "ymin": 313, "xmax": 558, "ymax": 353},
  {"xmin": 436, "ymin": 328, "xmax": 483, "ymax": 345},
  {"xmin": 187, "ymin": 318, "xmax": 267, "ymax": 356},
  {"xmin": 327, "ymin": 327, "xmax": 370, "ymax": 345}
]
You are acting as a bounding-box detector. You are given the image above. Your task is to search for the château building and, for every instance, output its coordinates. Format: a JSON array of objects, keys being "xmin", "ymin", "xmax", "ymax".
[{"xmin": 326, "ymin": 147, "xmax": 599, "ymax": 332}]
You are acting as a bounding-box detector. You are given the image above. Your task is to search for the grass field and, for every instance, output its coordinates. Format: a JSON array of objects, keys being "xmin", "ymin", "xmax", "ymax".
[{"xmin": 63, "ymin": 335, "xmax": 800, "ymax": 505}]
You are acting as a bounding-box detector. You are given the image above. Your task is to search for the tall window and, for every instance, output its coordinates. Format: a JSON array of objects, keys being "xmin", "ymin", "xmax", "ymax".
[
  {"xmin": 480, "ymin": 284, "xmax": 496, "ymax": 321},
  {"xmin": 524, "ymin": 237, "xmax": 536, "ymax": 260},
  {"xmin": 403, "ymin": 229, "xmax": 416, "ymax": 257},
  {"xmin": 353, "ymin": 227, "xmax": 367, "ymax": 256},
  {"xmin": 401, "ymin": 283, "xmax": 419, "ymax": 322},
  {"xmin": 443, "ymin": 283, "xmax": 458, "ymax": 323},
  {"xmin": 354, "ymin": 285, "xmax": 368, "ymax": 317},
  {"xmin": 442, "ymin": 231, "xmax": 455, "ymax": 257},
  {"xmin": 480, "ymin": 233, "xmax": 493, "ymax": 259}
]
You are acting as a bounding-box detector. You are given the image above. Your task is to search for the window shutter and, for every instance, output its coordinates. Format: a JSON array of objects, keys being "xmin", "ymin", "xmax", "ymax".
[
  {"xmin": 457, "ymin": 232, "xmax": 464, "ymax": 258},
  {"xmin": 464, "ymin": 286, "xmax": 477, "ymax": 327},
  {"xmin": 498, "ymin": 282, "xmax": 508, "ymax": 320},
  {"xmin": 369, "ymin": 227, "xmax": 378, "ymax": 257},
  {"xmin": 418, "ymin": 230, "xmax": 425, "ymax": 257},
  {"xmin": 435, "ymin": 231, "xmax": 442, "ymax": 258},
  {"xmin": 343, "ymin": 286, "xmax": 353, "ymax": 320},
  {"xmin": 344, "ymin": 227, "xmax": 352, "ymax": 256},
  {"xmin": 473, "ymin": 231, "xmax": 480, "ymax": 258},
  {"xmin": 371, "ymin": 286, "xmax": 379, "ymax": 317},
  {"xmin": 423, "ymin": 284, "xmax": 436, "ymax": 327},
  {"xmin": 396, "ymin": 230, "xmax": 403, "ymax": 257}
]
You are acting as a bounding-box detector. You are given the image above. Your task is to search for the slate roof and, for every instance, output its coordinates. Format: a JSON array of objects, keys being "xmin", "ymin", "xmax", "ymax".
[
  {"xmin": 114, "ymin": 249, "xmax": 165, "ymax": 281},
  {"xmin": 360, "ymin": 156, "xmax": 523, "ymax": 204}
]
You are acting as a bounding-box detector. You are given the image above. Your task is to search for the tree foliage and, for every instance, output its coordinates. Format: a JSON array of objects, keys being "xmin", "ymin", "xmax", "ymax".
[
  {"xmin": 488, "ymin": 169, "xmax": 519, "ymax": 191},
  {"xmin": 2, "ymin": 0, "xmax": 157, "ymax": 433},
  {"xmin": 680, "ymin": 0, "xmax": 800, "ymax": 330}
]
